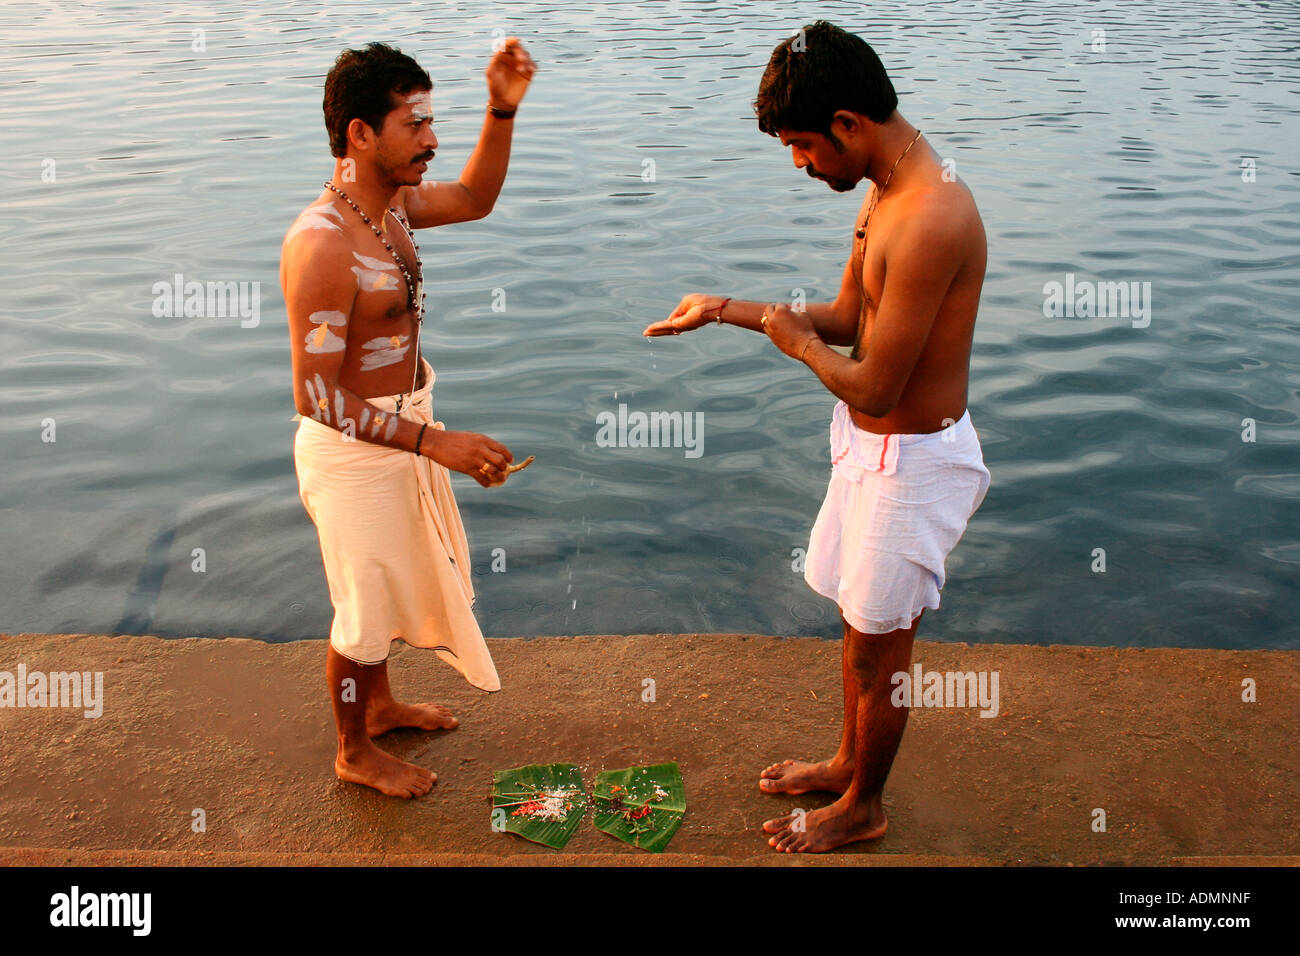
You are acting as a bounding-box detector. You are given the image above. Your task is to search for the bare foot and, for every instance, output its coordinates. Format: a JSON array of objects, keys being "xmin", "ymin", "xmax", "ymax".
[
  {"xmin": 763, "ymin": 795, "xmax": 887, "ymax": 853},
  {"xmin": 335, "ymin": 742, "xmax": 436, "ymax": 798},
  {"xmin": 758, "ymin": 758, "xmax": 852, "ymax": 795},
  {"xmin": 365, "ymin": 700, "xmax": 459, "ymax": 737}
]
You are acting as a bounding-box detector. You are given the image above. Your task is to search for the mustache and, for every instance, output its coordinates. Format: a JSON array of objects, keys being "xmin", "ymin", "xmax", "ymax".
[
  {"xmin": 806, "ymin": 164, "xmax": 853, "ymax": 190},
  {"xmin": 414, "ymin": 152, "xmax": 434, "ymax": 163}
]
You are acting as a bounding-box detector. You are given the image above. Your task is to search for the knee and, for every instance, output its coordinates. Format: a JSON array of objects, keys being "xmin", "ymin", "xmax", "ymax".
[
  {"xmin": 847, "ymin": 644, "xmax": 897, "ymax": 689},
  {"xmin": 846, "ymin": 630, "xmax": 913, "ymax": 684}
]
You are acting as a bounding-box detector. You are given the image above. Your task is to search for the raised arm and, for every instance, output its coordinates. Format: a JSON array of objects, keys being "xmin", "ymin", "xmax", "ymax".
[{"xmin": 401, "ymin": 38, "xmax": 537, "ymax": 228}]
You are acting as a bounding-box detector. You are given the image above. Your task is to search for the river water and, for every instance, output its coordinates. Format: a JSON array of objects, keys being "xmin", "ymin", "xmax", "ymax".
[{"xmin": 2, "ymin": 0, "xmax": 1297, "ymax": 649}]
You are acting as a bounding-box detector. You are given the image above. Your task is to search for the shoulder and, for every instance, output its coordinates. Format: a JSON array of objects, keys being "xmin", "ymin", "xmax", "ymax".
[
  {"xmin": 281, "ymin": 208, "xmax": 357, "ymax": 294},
  {"xmin": 393, "ymin": 183, "xmax": 423, "ymax": 214},
  {"xmin": 893, "ymin": 181, "xmax": 981, "ymax": 252},
  {"xmin": 282, "ymin": 200, "xmax": 350, "ymax": 250},
  {"xmin": 282, "ymin": 201, "xmax": 348, "ymax": 251},
  {"xmin": 392, "ymin": 183, "xmax": 440, "ymax": 226},
  {"xmin": 878, "ymin": 184, "xmax": 982, "ymax": 283}
]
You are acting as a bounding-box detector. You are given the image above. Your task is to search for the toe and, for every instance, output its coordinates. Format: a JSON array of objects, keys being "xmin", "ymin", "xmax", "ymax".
[
  {"xmin": 769, "ymin": 828, "xmax": 793, "ymax": 851},
  {"xmin": 762, "ymin": 815, "xmax": 791, "ymax": 833}
]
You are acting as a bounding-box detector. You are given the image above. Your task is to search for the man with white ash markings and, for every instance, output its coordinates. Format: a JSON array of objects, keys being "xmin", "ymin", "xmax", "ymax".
[{"xmin": 283, "ymin": 39, "xmax": 535, "ymax": 799}]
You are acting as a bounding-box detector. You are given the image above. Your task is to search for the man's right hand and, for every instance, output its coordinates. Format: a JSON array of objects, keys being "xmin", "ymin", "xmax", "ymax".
[
  {"xmin": 422, "ymin": 427, "xmax": 514, "ymax": 487},
  {"xmin": 643, "ymin": 293, "xmax": 725, "ymax": 337}
]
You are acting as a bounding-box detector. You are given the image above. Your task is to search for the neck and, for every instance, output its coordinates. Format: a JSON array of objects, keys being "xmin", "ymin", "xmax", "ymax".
[
  {"xmin": 328, "ymin": 160, "xmax": 398, "ymax": 225},
  {"xmin": 864, "ymin": 117, "xmax": 922, "ymax": 193}
]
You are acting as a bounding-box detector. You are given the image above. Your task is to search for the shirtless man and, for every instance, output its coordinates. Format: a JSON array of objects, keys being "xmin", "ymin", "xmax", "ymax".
[
  {"xmin": 282, "ymin": 39, "xmax": 535, "ymax": 797},
  {"xmin": 645, "ymin": 21, "xmax": 991, "ymax": 851}
]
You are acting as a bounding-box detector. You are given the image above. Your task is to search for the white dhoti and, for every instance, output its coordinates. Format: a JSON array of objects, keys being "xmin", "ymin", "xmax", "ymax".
[
  {"xmin": 292, "ymin": 354, "xmax": 500, "ymax": 691},
  {"xmin": 804, "ymin": 400, "xmax": 991, "ymax": 635}
]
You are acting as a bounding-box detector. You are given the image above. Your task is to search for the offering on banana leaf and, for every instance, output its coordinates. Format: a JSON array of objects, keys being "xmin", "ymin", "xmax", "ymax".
[
  {"xmin": 593, "ymin": 762, "xmax": 686, "ymax": 853},
  {"xmin": 490, "ymin": 763, "xmax": 587, "ymax": 849}
]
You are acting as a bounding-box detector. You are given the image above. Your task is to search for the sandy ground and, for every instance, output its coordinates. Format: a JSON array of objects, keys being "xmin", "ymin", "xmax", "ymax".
[{"xmin": 0, "ymin": 632, "xmax": 1296, "ymax": 866}]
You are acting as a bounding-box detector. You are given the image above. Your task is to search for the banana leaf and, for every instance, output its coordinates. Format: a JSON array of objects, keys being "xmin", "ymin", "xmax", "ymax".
[
  {"xmin": 490, "ymin": 763, "xmax": 587, "ymax": 849},
  {"xmin": 592, "ymin": 762, "xmax": 686, "ymax": 853}
]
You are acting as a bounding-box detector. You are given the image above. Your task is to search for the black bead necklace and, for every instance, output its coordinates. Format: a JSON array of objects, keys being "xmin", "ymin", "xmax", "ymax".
[
  {"xmin": 323, "ymin": 180, "xmax": 425, "ymax": 401},
  {"xmin": 322, "ymin": 180, "xmax": 424, "ymax": 322}
]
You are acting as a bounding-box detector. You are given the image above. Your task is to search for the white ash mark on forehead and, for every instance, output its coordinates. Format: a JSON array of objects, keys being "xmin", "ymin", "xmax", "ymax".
[{"xmin": 406, "ymin": 91, "xmax": 433, "ymax": 120}]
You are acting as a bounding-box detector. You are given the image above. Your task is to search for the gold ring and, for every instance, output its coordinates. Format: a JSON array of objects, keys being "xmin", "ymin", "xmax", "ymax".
[
  {"xmin": 761, "ymin": 314, "xmax": 768, "ymax": 326},
  {"xmin": 479, "ymin": 463, "xmax": 491, "ymax": 474}
]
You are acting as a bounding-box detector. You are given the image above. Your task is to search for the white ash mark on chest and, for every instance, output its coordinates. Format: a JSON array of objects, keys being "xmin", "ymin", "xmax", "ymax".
[{"xmin": 360, "ymin": 333, "xmax": 411, "ymax": 370}]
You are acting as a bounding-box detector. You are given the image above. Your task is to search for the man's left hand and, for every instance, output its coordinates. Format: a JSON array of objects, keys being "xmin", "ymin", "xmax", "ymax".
[
  {"xmin": 486, "ymin": 37, "xmax": 537, "ymax": 110},
  {"xmin": 762, "ymin": 302, "xmax": 818, "ymax": 360}
]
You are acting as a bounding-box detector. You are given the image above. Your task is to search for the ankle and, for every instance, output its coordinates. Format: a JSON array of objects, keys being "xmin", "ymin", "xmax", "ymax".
[
  {"xmin": 365, "ymin": 697, "xmax": 399, "ymax": 716},
  {"xmin": 840, "ymin": 789, "xmax": 884, "ymax": 820},
  {"xmin": 336, "ymin": 737, "xmax": 373, "ymax": 760}
]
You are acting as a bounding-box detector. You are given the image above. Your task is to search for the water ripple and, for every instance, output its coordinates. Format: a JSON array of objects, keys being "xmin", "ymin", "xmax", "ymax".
[{"xmin": 1, "ymin": 0, "xmax": 1296, "ymax": 648}]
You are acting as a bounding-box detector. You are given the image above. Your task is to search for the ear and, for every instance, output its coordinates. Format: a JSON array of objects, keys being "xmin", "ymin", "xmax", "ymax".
[
  {"xmin": 830, "ymin": 110, "xmax": 862, "ymax": 139},
  {"xmin": 345, "ymin": 117, "xmax": 376, "ymax": 153}
]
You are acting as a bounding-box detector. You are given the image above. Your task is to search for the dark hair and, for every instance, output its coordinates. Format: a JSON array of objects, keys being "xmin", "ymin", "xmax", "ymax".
[
  {"xmin": 323, "ymin": 42, "xmax": 431, "ymax": 158},
  {"xmin": 755, "ymin": 21, "xmax": 898, "ymax": 139}
]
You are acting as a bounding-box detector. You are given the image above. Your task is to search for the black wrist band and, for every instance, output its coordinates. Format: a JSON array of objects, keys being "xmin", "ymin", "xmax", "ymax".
[
  {"xmin": 415, "ymin": 422, "xmax": 428, "ymax": 454},
  {"xmin": 488, "ymin": 104, "xmax": 517, "ymax": 119}
]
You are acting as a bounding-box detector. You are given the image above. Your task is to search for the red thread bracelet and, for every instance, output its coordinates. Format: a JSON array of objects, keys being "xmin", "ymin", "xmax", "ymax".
[{"xmin": 715, "ymin": 297, "xmax": 731, "ymax": 324}]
